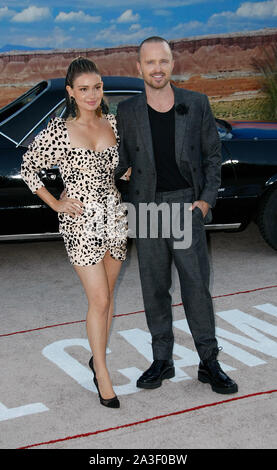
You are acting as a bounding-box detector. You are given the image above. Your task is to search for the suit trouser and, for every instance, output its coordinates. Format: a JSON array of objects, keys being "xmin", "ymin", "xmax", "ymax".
[{"xmin": 134, "ymin": 187, "xmax": 218, "ymax": 362}]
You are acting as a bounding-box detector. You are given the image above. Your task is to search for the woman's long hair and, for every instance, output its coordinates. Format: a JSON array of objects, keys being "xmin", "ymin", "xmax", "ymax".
[{"xmin": 63, "ymin": 56, "xmax": 109, "ymax": 119}]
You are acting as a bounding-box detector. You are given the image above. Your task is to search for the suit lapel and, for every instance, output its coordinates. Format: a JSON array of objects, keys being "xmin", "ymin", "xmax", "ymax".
[
  {"xmin": 134, "ymin": 92, "xmax": 156, "ymax": 169},
  {"xmin": 172, "ymin": 85, "xmax": 190, "ymax": 168}
]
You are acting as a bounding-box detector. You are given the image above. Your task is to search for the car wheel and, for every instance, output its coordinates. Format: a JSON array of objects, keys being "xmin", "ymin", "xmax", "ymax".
[{"xmin": 257, "ymin": 186, "xmax": 277, "ymax": 251}]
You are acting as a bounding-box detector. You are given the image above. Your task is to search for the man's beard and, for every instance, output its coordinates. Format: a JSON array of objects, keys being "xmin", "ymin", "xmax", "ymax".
[{"xmin": 143, "ymin": 73, "xmax": 171, "ymax": 90}]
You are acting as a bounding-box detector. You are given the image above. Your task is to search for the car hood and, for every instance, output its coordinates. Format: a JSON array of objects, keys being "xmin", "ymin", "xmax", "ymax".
[{"xmin": 229, "ymin": 120, "xmax": 277, "ymax": 140}]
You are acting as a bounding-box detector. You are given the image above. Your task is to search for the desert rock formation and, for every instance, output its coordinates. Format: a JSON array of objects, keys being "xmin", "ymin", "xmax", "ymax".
[{"xmin": 0, "ymin": 28, "xmax": 276, "ymax": 108}]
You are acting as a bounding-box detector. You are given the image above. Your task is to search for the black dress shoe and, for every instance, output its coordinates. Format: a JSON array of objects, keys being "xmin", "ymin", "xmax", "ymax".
[
  {"xmin": 136, "ymin": 359, "xmax": 175, "ymax": 389},
  {"xmin": 89, "ymin": 356, "xmax": 120, "ymax": 408},
  {"xmin": 198, "ymin": 350, "xmax": 238, "ymax": 394}
]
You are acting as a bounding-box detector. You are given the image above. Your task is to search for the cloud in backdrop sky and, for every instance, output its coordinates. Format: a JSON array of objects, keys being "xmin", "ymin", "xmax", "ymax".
[{"xmin": 0, "ymin": 1, "xmax": 276, "ymax": 49}]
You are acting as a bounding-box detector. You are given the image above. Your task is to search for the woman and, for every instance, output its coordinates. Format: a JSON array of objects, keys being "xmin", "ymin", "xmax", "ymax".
[{"xmin": 21, "ymin": 57, "xmax": 129, "ymax": 408}]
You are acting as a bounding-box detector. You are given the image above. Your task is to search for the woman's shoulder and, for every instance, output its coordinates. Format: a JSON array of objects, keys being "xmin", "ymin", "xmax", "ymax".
[
  {"xmin": 44, "ymin": 116, "xmax": 68, "ymax": 138},
  {"xmin": 48, "ymin": 116, "xmax": 66, "ymax": 127},
  {"xmin": 105, "ymin": 113, "xmax": 119, "ymax": 141},
  {"xmin": 105, "ymin": 113, "xmax": 117, "ymax": 129},
  {"xmin": 42, "ymin": 116, "xmax": 66, "ymax": 133},
  {"xmin": 105, "ymin": 113, "xmax": 116, "ymax": 122},
  {"xmin": 36, "ymin": 116, "xmax": 67, "ymax": 148}
]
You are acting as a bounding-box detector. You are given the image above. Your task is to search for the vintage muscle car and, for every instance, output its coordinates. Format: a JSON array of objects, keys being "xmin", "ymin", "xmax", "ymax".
[{"xmin": 0, "ymin": 77, "xmax": 277, "ymax": 250}]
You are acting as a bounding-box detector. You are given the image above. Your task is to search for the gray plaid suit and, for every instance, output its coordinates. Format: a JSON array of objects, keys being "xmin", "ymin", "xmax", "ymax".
[{"xmin": 115, "ymin": 84, "xmax": 222, "ymax": 361}]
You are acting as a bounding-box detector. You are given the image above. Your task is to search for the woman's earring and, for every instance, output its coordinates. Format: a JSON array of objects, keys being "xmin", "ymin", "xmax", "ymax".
[
  {"xmin": 70, "ymin": 96, "xmax": 77, "ymax": 118},
  {"xmin": 100, "ymin": 98, "xmax": 109, "ymax": 115}
]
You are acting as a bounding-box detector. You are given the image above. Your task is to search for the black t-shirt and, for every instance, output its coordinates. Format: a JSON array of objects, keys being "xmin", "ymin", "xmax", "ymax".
[{"xmin": 147, "ymin": 104, "xmax": 191, "ymax": 192}]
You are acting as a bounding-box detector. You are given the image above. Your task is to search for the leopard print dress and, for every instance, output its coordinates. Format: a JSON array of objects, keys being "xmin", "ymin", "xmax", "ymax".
[{"xmin": 21, "ymin": 115, "xmax": 127, "ymax": 266}]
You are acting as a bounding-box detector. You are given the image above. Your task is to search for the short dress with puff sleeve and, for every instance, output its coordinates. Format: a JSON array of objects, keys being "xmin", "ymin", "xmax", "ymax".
[{"xmin": 21, "ymin": 115, "xmax": 128, "ymax": 266}]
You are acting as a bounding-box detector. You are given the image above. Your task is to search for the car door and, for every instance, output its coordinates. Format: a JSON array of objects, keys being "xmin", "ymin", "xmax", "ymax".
[
  {"xmin": 0, "ymin": 87, "xmax": 141, "ymax": 239},
  {"xmin": 222, "ymin": 138, "xmax": 277, "ymax": 225},
  {"xmin": 209, "ymin": 138, "xmax": 241, "ymax": 227},
  {"xmin": 0, "ymin": 102, "xmax": 65, "ymax": 238}
]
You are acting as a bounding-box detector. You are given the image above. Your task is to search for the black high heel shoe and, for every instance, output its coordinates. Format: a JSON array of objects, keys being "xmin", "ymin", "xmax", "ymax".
[{"xmin": 88, "ymin": 356, "xmax": 120, "ymax": 408}]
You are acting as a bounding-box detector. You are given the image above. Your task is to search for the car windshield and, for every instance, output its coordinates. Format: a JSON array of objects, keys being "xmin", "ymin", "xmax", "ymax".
[
  {"xmin": 0, "ymin": 82, "xmax": 48, "ymax": 124},
  {"xmin": 21, "ymin": 101, "xmax": 66, "ymax": 147},
  {"xmin": 216, "ymin": 118, "xmax": 233, "ymax": 140}
]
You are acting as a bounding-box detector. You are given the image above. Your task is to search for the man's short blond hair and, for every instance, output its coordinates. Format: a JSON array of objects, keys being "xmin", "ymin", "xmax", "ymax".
[{"xmin": 138, "ymin": 36, "xmax": 172, "ymax": 61}]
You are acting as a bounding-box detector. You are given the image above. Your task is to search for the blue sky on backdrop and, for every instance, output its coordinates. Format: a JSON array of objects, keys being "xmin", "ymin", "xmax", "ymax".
[{"xmin": 0, "ymin": 0, "xmax": 277, "ymax": 50}]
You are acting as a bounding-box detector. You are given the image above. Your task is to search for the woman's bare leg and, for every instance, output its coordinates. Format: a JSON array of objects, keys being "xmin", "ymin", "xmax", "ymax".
[
  {"xmin": 103, "ymin": 251, "xmax": 123, "ymax": 339},
  {"xmin": 74, "ymin": 261, "xmax": 115, "ymax": 400}
]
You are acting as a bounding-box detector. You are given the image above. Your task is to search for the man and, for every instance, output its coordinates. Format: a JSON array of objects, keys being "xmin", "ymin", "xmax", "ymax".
[{"xmin": 116, "ymin": 36, "xmax": 238, "ymax": 394}]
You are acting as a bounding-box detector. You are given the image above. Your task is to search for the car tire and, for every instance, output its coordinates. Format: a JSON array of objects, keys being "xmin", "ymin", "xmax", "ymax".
[{"xmin": 257, "ymin": 186, "xmax": 277, "ymax": 251}]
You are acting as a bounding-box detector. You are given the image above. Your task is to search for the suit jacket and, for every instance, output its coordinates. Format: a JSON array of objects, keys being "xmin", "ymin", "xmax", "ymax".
[{"xmin": 115, "ymin": 84, "xmax": 221, "ymax": 210}]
